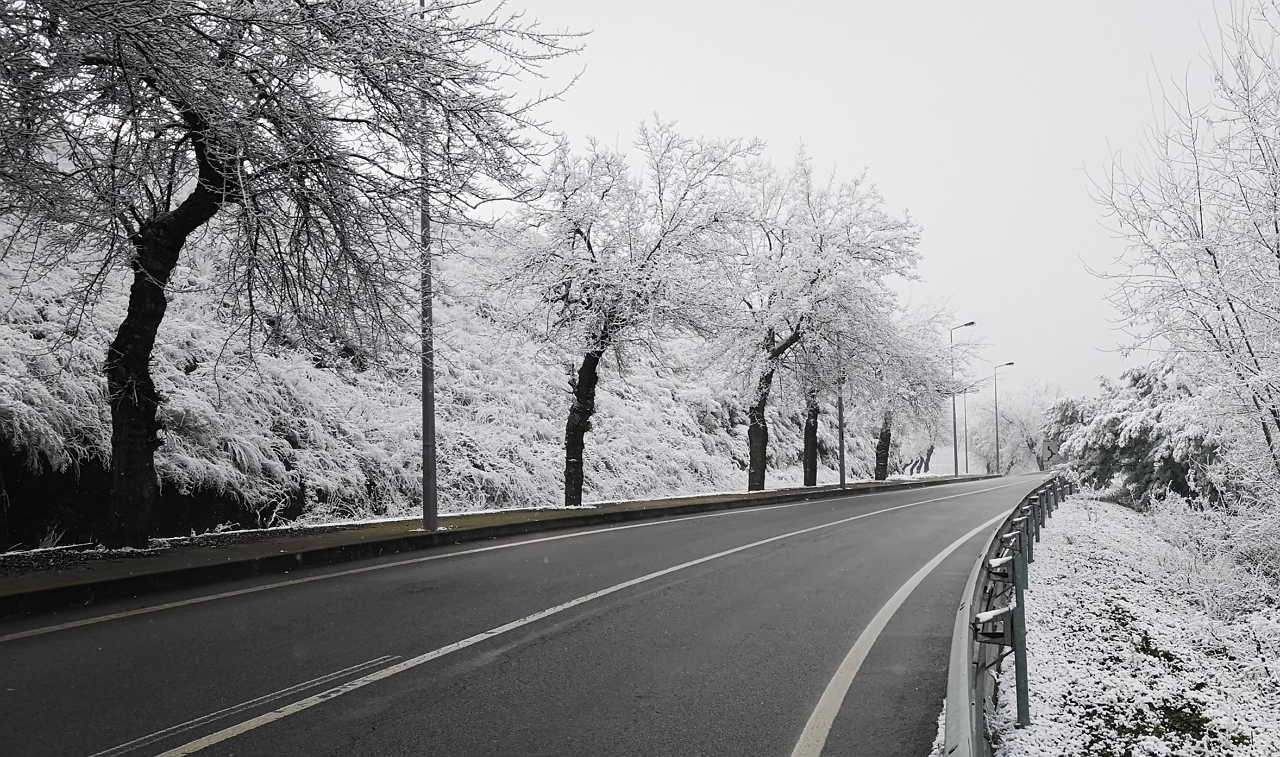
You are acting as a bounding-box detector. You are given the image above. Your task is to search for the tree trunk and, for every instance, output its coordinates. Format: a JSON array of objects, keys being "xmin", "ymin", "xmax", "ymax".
[
  {"xmin": 873, "ymin": 410, "xmax": 893, "ymax": 481},
  {"xmin": 923, "ymin": 444, "xmax": 934, "ymax": 473},
  {"xmin": 1025, "ymin": 438, "xmax": 1046, "ymax": 471},
  {"xmin": 564, "ymin": 349, "xmax": 604, "ymax": 508},
  {"xmin": 747, "ymin": 368, "xmax": 775, "ymax": 491},
  {"xmin": 802, "ymin": 390, "xmax": 819, "ymax": 486},
  {"xmin": 102, "ymin": 193, "xmax": 221, "ymax": 547}
]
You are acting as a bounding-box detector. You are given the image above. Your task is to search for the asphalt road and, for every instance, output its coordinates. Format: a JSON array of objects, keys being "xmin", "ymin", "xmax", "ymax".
[{"xmin": 0, "ymin": 475, "xmax": 1045, "ymax": 757}]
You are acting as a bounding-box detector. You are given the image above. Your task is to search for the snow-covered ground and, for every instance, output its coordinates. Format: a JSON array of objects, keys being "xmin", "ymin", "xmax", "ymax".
[{"xmin": 988, "ymin": 497, "xmax": 1280, "ymax": 756}]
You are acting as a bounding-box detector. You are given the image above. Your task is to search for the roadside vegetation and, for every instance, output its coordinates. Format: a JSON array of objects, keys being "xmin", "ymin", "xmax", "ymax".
[
  {"xmin": 0, "ymin": 1, "xmax": 967, "ymax": 550},
  {"xmin": 991, "ymin": 498, "xmax": 1279, "ymax": 756},
  {"xmin": 1048, "ymin": 0, "xmax": 1280, "ymax": 620},
  {"xmin": 983, "ymin": 3, "xmax": 1280, "ymax": 752}
]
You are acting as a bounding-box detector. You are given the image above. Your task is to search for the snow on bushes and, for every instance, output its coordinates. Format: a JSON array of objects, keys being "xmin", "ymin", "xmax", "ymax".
[
  {"xmin": 1055, "ymin": 364, "xmax": 1220, "ymax": 508},
  {"xmin": 1, "ymin": 245, "xmax": 881, "ymax": 543},
  {"xmin": 991, "ymin": 497, "xmax": 1279, "ymax": 756}
]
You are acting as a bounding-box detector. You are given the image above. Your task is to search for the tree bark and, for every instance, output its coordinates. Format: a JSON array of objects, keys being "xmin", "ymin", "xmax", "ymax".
[
  {"xmin": 923, "ymin": 444, "xmax": 934, "ymax": 473},
  {"xmin": 1024, "ymin": 437, "xmax": 1047, "ymax": 471},
  {"xmin": 99, "ymin": 93, "xmax": 232, "ymax": 547},
  {"xmin": 564, "ymin": 349, "xmax": 604, "ymax": 508},
  {"xmin": 102, "ymin": 186, "xmax": 222, "ymax": 547},
  {"xmin": 747, "ymin": 368, "xmax": 775, "ymax": 491},
  {"xmin": 873, "ymin": 410, "xmax": 893, "ymax": 481},
  {"xmin": 746, "ymin": 325, "xmax": 804, "ymax": 492},
  {"xmin": 802, "ymin": 390, "xmax": 819, "ymax": 486}
]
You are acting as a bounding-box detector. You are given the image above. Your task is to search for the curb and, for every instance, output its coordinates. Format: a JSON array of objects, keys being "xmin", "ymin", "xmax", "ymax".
[{"xmin": 0, "ymin": 475, "xmax": 998, "ymax": 618}]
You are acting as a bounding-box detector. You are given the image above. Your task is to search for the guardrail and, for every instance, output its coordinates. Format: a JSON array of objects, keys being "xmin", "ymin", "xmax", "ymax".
[{"xmin": 942, "ymin": 474, "xmax": 1075, "ymax": 756}]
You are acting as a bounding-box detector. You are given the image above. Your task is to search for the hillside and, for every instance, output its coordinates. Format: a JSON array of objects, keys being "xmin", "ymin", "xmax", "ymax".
[{"xmin": 0, "ymin": 246, "xmax": 898, "ymax": 548}]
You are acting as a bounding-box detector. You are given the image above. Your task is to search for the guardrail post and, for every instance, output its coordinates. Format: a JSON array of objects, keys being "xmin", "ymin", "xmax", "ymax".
[
  {"xmin": 1026, "ymin": 507, "xmax": 1036, "ymax": 562},
  {"xmin": 1010, "ymin": 555, "xmax": 1031, "ymax": 727},
  {"xmin": 1028, "ymin": 497, "xmax": 1042, "ymax": 544},
  {"xmin": 1013, "ymin": 513, "xmax": 1032, "ymax": 565},
  {"xmin": 1002, "ymin": 530, "xmax": 1027, "ymax": 591}
]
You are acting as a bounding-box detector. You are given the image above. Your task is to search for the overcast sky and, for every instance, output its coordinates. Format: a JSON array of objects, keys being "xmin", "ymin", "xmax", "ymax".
[{"xmin": 528, "ymin": 1, "xmax": 1225, "ymax": 396}]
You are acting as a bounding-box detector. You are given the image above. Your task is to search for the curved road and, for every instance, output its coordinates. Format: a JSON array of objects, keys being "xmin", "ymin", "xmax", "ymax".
[{"xmin": 0, "ymin": 475, "xmax": 1044, "ymax": 756}]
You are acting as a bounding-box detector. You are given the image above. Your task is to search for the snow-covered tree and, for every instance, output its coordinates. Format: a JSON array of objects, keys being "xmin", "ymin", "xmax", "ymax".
[
  {"xmin": 727, "ymin": 155, "xmax": 920, "ymax": 490},
  {"xmin": 861, "ymin": 312, "xmax": 951, "ymax": 480},
  {"xmin": 1061, "ymin": 364, "xmax": 1219, "ymax": 506},
  {"xmin": 502, "ymin": 120, "xmax": 756, "ymax": 507},
  {"xmin": 999, "ymin": 383, "xmax": 1065, "ymax": 471},
  {"xmin": 0, "ymin": 0, "xmax": 574, "ymax": 545},
  {"xmin": 1099, "ymin": 1, "xmax": 1280, "ymax": 484},
  {"xmin": 1043, "ymin": 395, "xmax": 1089, "ymax": 466}
]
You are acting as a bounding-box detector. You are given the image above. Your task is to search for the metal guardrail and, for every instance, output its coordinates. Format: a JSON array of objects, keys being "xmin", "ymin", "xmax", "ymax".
[{"xmin": 942, "ymin": 474, "xmax": 1075, "ymax": 756}]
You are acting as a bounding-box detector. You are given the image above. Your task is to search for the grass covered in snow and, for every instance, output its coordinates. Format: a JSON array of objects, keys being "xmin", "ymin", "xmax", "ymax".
[{"xmin": 990, "ymin": 497, "xmax": 1280, "ymax": 756}]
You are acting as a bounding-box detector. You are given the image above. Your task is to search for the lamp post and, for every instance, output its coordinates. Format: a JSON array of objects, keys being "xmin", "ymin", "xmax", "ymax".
[
  {"xmin": 419, "ymin": 0, "xmax": 438, "ymax": 532},
  {"xmin": 950, "ymin": 321, "xmax": 975, "ymax": 476},
  {"xmin": 836, "ymin": 334, "xmax": 847, "ymax": 489},
  {"xmin": 993, "ymin": 361, "xmax": 1015, "ymax": 474}
]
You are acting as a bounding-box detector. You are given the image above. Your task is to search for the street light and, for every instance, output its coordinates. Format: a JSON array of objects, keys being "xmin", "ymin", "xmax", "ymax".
[
  {"xmin": 954, "ymin": 379, "xmax": 986, "ymax": 474},
  {"xmin": 963, "ymin": 385, "xmax": 975, "ymax": 474},
  {"xmin": 993, "ymin": 361, "xmax": 1015, "ymax": 474},
  {"xmin": 419, "ymin": 0, "xmax": 438, "ymax": 532},
  {"xmin": 950, "ymin": 321, "xmax": 976, "ymax": 476}
]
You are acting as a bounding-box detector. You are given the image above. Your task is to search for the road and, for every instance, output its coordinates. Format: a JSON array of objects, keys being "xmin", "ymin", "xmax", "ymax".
[{"xmin": 0, "ymin": 475, "xmax": 1044, "ymax": 757}]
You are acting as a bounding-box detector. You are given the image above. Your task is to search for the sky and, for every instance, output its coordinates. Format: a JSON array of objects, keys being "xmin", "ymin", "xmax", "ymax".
[{"xmin": 525, "ymin": 0, "xmax": 1226, "ymax": 397}]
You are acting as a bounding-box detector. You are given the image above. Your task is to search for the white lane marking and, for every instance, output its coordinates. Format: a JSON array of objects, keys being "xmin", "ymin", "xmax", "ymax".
[
  {"xmin": 0, "ymin": 503, "xmax": 819, "ymax": 643},
  {"xmin": 1, "ymin": 480, "xmax": 1012, "ymax": 644},
  {"xmin": 154, "ymin": 485, "xmax": 1020, "ymax": 755},
  {"xmin": 789, "ymin": 510, "xmax": 1010, "ymax": 757},
  {"xmin": 87, "ymin": 655, "xmax": 399, "ymax": 757}
]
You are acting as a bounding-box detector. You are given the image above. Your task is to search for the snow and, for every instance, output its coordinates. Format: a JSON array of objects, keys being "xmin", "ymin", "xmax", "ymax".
[
  {"xmin": 2, "ymin": 241, "xmax": 951, "ymax": 541},
  {"xmin": 988, "ymin": 496, "xmax": 1280, "ymax": 756}
]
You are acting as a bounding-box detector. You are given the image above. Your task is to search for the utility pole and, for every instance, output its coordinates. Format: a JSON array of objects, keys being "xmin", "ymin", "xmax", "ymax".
[
  {"xmin": 419, "ymin": 0, "xmax": 438, "ymax": 532},
  {"xmin": 993, "ymin": 361, "xmax": 1014, "ymax": 475},
  {"xmin": 950, "ymin": 321, "xmax": 975, "ymax": 476},
  {"xmin": 962, "ymin": 387, "xmax": 970, "ymax": 474}
]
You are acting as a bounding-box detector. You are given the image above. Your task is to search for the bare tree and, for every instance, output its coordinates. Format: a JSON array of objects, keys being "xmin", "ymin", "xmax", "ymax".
[{"xmin": 0, "ymin": 0, "xmax": 575, "ymax": 545}]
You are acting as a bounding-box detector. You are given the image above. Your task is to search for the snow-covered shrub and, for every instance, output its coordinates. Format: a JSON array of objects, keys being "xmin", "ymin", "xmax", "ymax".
[
  {"xmin": 1059, "ymin": 364, "xmax": 1220, "ymax": 509},
  {"xmin": 992, "ymin": 499, "xmax": 1279, "ymax": 756},
  {"xmin": 1149, "ymin": 493, "xmax": 1279, "ymax": 617},
  {"xmin": 2, "ymin": 239, "xmax": 871, "ymax": 544}
]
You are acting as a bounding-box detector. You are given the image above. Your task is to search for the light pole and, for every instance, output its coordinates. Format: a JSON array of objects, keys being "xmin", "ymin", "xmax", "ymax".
[
  {"xmin": 836, "ymin": 334, "xmax": 847, "ymax": 489},
  {"xmin": 993, "ymin": 361, "xmax": 1015, "ymax": 474},
  {"xmin": 962, "ymin": 387, "xmax": 970, "ymax": 474},
  {"xmin": 950, "ymin": 321, "xmax": 975, "ymax": 476},
  {"xmin": 419, "ymin": 0, "xmax": 438, "ymax": 532}
]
